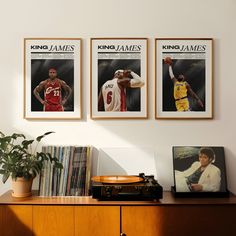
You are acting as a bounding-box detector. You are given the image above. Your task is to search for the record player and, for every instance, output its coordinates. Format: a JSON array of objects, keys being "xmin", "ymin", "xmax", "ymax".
[{"xmin": 91, "ymin": 173, "xmax": 163, "ymax": 201}]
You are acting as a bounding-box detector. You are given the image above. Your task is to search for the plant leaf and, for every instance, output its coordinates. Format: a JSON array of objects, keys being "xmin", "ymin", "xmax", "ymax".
[
  {"xmin": 0, "ymin": 131, "xmax": 62, "ymax": 182},
  {"xmin": 2, "ymin": 172, "xmax": 10, "ymax": 183},
  {"xmin": 36, "ymin": 132, "xmax": 54, "ymax": 142},
  {"xmin": 54, "ymin": 162, "xmax": 63, "ymax": 169},
  {"xmin": 11, "ymin": 133, "xmax": 25, "ymax": 139},
  {"xmin": 22, "ymin": 140, "xmax": 34, "ymax": 148}
]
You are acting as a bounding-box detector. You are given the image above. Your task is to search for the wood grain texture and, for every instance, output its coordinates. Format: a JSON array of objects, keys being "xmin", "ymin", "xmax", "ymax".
[
  {"xmin": 75, "ymin": 206, "xmax": 120, "ymax": 236},
  {"xmin": 1, "ymin": 191, "xmax": 235, "ymax": 205},
  {"xmin": 156, "ymin": 205, "xmax": 236, "ymax": 236},
  {"xmin": 0, "ymin": 206, "xmax": 4, "ymax": 234},
  {"xmin": 4, "ymin": 205, "xmax": 33, "ymax": 236},
  {"xmin": 122, "ymin": 206, "xmax": 160, "ymax": 236},
  {"xmin": 1, "ymin": 191, "xmax": 236, "ymax": 236},
  {"xmin": 33, "ymin": 206, "xmax": 74, "ymax": 236},
  {"xmin": 122, "ymin": 205, "xmax": 236, "ymax": 236}
]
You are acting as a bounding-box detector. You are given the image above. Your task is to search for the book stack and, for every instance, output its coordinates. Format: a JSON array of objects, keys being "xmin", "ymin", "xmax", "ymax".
[{"xmin": 39, "ymin": 146, "xmax": 92, "ymax": 196}]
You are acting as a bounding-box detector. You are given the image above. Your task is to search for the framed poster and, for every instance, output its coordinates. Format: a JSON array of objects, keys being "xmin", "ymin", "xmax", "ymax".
[
  {"xmin": 155, "ymin": 38, "xmax": 213, "ymax": 119},
  {"xmin": 24, "ymin": 38, "xmax": 82, "ymax": 119},
  {"xmin": 91, "ymin": 38, "xmax": 148, "ymax": 119},
  {"xmin": 172, "ymin": 146, "xmax": 228, "ymax": 197}
]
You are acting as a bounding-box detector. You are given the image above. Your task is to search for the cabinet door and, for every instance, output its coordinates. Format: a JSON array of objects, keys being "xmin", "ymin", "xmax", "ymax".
[
  {"xmin": 3, "ymin": 205, "xmax": 33, "ymax": 236},
  {"xmin": 0, "ymin": 206, "xmax": 4, "ymax": 233},
  {"xmin": 33, "ymin": 206, "xmax": 74, "ymax": 236},
  {"xmin": 75, "ymin": 206, "xmax": 120, "ymax": 236},
  {"xmin": 122, "ymin": 206, "xmax": 160, "ymax": 236},
  {"xmin": 155, "ymin": 205, "xmax": 236, "ymax": 236},
  {"xmin": 122, "ymin": 205, "xmax": 236, "ymax": 236}
]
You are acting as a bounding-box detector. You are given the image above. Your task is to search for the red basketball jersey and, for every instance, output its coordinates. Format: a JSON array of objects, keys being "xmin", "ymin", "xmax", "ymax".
[
  {"xmin": 44, "ymin": 79, "xmax": 62, "ymax": 105},
  {"xmin": 102, "ymin": 78, "xmax": 127, "ymax": 111}
]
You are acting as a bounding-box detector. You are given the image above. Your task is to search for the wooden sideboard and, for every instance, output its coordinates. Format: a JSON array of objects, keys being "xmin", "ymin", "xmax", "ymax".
[{"xmin": 0, "ymin": 191, "xmax": 236, "ymax": 236}]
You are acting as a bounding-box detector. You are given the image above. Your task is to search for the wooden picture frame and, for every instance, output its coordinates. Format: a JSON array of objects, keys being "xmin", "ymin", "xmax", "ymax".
[
  {"xmin": 172, "ymin": 146, "xmax": 229, "ymax": 197},
  {"xmin": 24, "ymin": 38, "xmax": 82, "ymax": 120},
  {"xmin": 155, "ymin": 38, "xmax": 213, "ymax": 119},
  {"xmin": 90, "ymin": 38, "xmax": 148, "ymax": 119}
]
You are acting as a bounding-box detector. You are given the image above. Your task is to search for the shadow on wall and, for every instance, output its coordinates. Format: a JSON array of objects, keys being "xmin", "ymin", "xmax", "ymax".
[
  {"xmin": 96, "ymin": 148, "xmax": 128, "ymax": 176},
  {"xmin": 91, "ymin": 147, "xmax": 99, "ymax": 177},
  {"xmin": 0, "ymin": 205, "xmax": 35, "ymax": 236},
  {"xmin": 0, "ymin": 178, "xmax": 11, "ymax": 196},
  {"xmin": 95, "ymin": 147, "xmax": 157, "ymax": 178},
  {"xmin": 87, "ymin": 121, "xmax": 185, "ymax": 190},
  {"xmin": 224, "ymin": 147, "xmax": 236, "ymax": 193}
]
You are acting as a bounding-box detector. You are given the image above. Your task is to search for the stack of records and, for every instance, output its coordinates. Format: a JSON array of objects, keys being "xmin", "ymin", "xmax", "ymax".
[{"xmin": 39, "ymin": 146, "xmax": 92, "ymax": 196}]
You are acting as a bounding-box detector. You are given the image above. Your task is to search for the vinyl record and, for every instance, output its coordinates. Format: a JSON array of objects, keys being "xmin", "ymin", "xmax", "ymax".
[{"xmin": 91, "ymin": 175, "xmax": 144, "ymax": 184}]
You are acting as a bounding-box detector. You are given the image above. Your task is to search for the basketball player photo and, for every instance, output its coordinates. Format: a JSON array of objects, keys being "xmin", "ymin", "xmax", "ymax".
[
  {"xmin": 91, "ymin": 38, "xmax": 148, "ymax": 119},
  {"xmin": 155, "ymin": 38, "xmax": 213, "ymax": 119},
  {"xmin": 31, "ymin": 60, "xmax": 74, "ymax": 112},
  {"xmin": 24, "ymin": 38, "xmax": 82, "ymax": 119}
]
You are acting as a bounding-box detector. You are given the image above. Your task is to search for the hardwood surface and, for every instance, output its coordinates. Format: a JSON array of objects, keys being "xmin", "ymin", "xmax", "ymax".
[
  {"xmin": 75, "ymin": 206, "xmax": 120, "ymax": 236},
  {"xmin": 0, "ymin": 191, "xmax": 235, "ymax": 205},
  {"xmin": 3, "ymin": 205, "xmax": 33, "ymax": 236},
  {"xmin": 0, "ymin": 206, "xmax": 4, "ymax": 234},
  {"xmin": 33, "ymin": 206, "xmax": 74, "ymax": 236},
  {"xmin": 122, "ymin": 206, "xmax": 160, "ymax": 236},
  {"xmin": 122, "ymin": 205, "xmax": 236, "ymax": 236},
  {"xmin": 0, "ymin": 191, "xmax": 236, "ymax": 236}
]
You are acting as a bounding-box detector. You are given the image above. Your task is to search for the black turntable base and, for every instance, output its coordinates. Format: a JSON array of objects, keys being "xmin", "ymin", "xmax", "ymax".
[{"xmin": 91, "ymin": 173, "xmax": 163, "ymax": 201}]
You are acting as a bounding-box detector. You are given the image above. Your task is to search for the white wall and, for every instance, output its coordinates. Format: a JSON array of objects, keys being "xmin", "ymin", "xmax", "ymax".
[{"xmin": 0, "ymin": 0, "xmax": 236, "ymax": 195}]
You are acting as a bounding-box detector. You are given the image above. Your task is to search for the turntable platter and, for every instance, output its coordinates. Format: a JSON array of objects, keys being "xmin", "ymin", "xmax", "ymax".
[{"xmin": 91, "ymin": 175, "xmax": 144, "ymax": 184}]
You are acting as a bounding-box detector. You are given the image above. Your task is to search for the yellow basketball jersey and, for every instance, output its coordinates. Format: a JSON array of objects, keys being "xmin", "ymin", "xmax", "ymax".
[{"xmin": 174, "ymin": 81, "xmax": 187, "ymax": 100}]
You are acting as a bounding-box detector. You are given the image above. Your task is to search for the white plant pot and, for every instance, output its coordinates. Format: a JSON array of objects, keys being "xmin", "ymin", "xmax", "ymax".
[{"xmin": 11, "ymin": 177, "xmax": 33, "ymax": 198}]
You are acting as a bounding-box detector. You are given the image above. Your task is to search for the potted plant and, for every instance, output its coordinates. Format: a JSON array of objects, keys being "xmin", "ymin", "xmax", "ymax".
[{"xmin": 0, "ymin": 131, "xmax": 63, "ymax": 197}]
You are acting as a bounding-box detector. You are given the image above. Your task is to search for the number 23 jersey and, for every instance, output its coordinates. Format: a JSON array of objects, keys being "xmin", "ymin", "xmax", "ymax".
[
  {"xmin": 101, "ymin": 78, "xmax": 126, "ymax": 111},
  {"xmin": 44, "ymin": 79, "xmax": 62, "ymax": 105}
]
